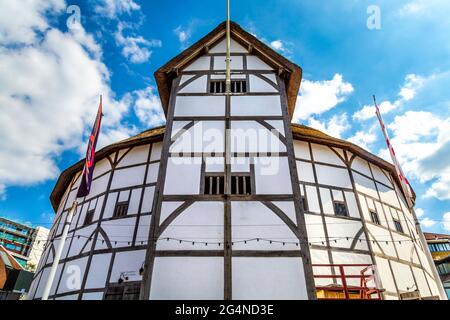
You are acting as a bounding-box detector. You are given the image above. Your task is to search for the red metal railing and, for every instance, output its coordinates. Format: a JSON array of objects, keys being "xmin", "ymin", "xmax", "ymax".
[{"xmin": 312, "ymin": 264, "xmax": 383, "ymax": 300}]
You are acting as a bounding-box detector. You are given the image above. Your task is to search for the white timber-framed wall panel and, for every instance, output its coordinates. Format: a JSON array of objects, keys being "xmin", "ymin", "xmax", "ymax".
[{"xmin": 30, "ymin": 142, "xmax": 162, "ymax": 300}]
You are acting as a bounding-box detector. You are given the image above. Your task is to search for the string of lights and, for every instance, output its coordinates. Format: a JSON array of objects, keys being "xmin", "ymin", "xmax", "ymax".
[{"xmin": 1, "ymin": 233, "xmax": 420, "ymax": 247}]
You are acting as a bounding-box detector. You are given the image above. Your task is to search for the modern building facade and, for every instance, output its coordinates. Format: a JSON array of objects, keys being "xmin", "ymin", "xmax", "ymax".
[
  {"xmin": 28, "ymin": 21, "xmax": 445, "ymax": 300},
  {"xmin": 425, "ymin": 232, "xmax": 450, "ymax": 299},
  {"xmin": 0, "ymin": 217, "xmax": 49, "ymax": 269}
]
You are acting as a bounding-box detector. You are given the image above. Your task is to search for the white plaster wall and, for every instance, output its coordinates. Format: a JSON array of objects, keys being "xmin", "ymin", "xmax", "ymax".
[
  {"xmin": 377, "ymin": 182, "xmax": 401, "ymax": 209},
  {"xmin": 374, "ymin": 257, "xmax": 398, "ymax": 296},
  {"xmin": 157, "ymin": 202, "xmax": 224, "ymax": 251},
  {"xmin": 297, "ymin": 161, "xmax": 315, "ymax": 183},
  {"xmin": 370, "ymin": 164, "xmax": 393, "ymax": 187},
  {"xmin": 304, "ymin": 214, "xmax": 326, "ymax": 247},
  {"xmin": 351, "ymin": 157, "xmax": 372, "ymax": 177},
  {"xmin": 102, "ymin": 192, "xmax": 118, "ymax": 220},
  {"xmin": 232, "ymin": 257, "xmax": 308, "ymax": 300},
  {"xmin": 184, "ymin": 56, "xmax": 210, "ymax": 71},
  {"xmin": 82, "ymin": 292, "xmax": 104, "ymax": 300},
  {"xmin": 180, "ymin": 74, "xmax": 195, "ymax": 85},
  {"xmin": 311, "ymin": 144, "xmax": 345, "ymax": 166},
  {"xmin": 116, "ymin": 145, "xmax": 149, "ymax": 168},
  {"xmin": 110, "ymin": 250, "xmax": 146, "ymax": 284},
  {"xmin": 135, "ymin": 214, "xmax": 151, "ymax": 244},
  {"xmin": 146, "ymin": 162, "xmax": 159, "ymax": 184},
  {"xmin": 344, "ymin": 191, "xmax": 360, "ymax": 219},
  {"xmin": 164, "ymin": 158, "xmax": 202, "ymax": 195},
  {"xmin": 325, "ymin": 217, "xmax": 368, "ymax": 251},
  {"xmin": 175, "ymin": 96, "xmax": 225, "ymax": 117},
  {"xmin": 84, "ymin": 253, "xmax": 112, "ymax": 289},
  {"xmin": 320, "ymin": 188, "xmax": 334, "ymax": 215},
  {"xmin": 86, "ymin": 173, "xmax": 110, "ymax": 200},
  {"xmin": 310, "ymin": 249, "xmax": 332, "ymax": 287},
  {"xmin": 141, "ymin": 186, "xmax": 155, "ymax": 214},
  {"xmin": 353, "ymin": 172, "xmax": 379, "ymax": 199},
  {"xmin": 214, "ymin": 55, "xmax": 243, "ymax": 70},
  {"xmin": 150, "ymin": 257, "xmax": 224, "ymax": 300},
  {"xmin": 57, "ymin": 257, "xmax": 88, "ymax": 294},
  {"xmin": 293, "ymin": 140, "xmax": 311, "ymax": 160},
  {"xmin": 315, "ymin": 165, "xmax": 352, "ymax": 188},
  {"xmin": 230, "ymin": 121, "xmax": 286, "ymax": 153},
  {"xmin": 150, "ymin": 142, "xmax": 162, "ymax": 161},
  {"xmin": 170, "ymin": 121, "xmax": 225, "ymax": 154},
  {"xmin": 366, "ymin": 224, "xmax": 397, "ymax": 258},
  {"xmin": 231, "ymin": 201, "xmax": 298, "ymax": 251},
  {"xmin": 254, "ymin": 157, "xmax": 293, "ymax": 195},
  {"xmin": 178, "ymin": 75, "xmax": 207, "ymax": 93},
  {"xmin": 390, "ymin": 261, "xmax": 415, "ymax": 292},
  {"xmin": 67, "ymin": 224, "xmax": 96, "ymax": 257},
  {"xmin": 101, "ymin": 217, "xmax": 136, "ymax": 249},
  {"xmin": 330, "ymin": 251, "xmax": 372, "ymax": 287},
  {"xmin": 247, "ymin": 55, "xmax": 273, "ymax": 70},
  {"xmin": 305, "ymin": 185, "xmax": 320, "ymax": 213},
  {"xmin": 209, "ymin": 38, "xmax": 248, "ymax": 53},
  {"xmin": 93, "ymin": 158, "xmax": 112, "ymax": 178},
  {"xmin": 249, "ymin": 75, "xmax": 278, "ymax": 92},
  {"xmin": 231, "ymin": 96, "xmax": 282, "ymax": 116},
  {"xmin": 111, "ymin": 165, "xmax": 146, "ymax": 190},
  {"xmin": 127, "ymin": 188, "xmax": 142, "ymax": 215},
  {"xmin": 412, "ymin": 266, "xmax": 431, "ymax": 297}
]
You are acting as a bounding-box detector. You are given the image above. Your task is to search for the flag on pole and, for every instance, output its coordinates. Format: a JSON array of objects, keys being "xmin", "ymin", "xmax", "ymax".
[
  {"xmin": 373, "ymin": 95, "xmax": 413, "ymax": 208},
  {"xmin": 77, "ymin": 96, "xmax": 103, "ymax": 198}
]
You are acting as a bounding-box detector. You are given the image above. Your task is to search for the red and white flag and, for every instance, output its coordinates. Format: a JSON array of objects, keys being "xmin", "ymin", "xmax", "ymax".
[
  {"xmin": 373, "ymin": 96, "xmax": 413, "ymax": 208},
  {"xmin": 77, "ymin": 96, "xmax": 103, "ymax": 198}
]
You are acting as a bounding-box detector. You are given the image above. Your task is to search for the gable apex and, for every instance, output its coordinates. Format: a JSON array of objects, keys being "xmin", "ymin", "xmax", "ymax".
[{"xmin": 154, "ymin": 21, "xmax": 302, "ymax": 119}]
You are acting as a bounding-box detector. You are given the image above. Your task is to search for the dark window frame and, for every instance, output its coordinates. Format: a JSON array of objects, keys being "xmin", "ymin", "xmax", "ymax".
[
  {"xmin": 370, "ymin": 210, "xmax": 380, "ymax": 225},
  {"xmin": 114, "ymin": 202, "xmax": 129, "ymax": 219},
  {"xmin": 104, "ymin": 281, "xmax": 141, "ymax": 300},
  {"xmin": 333, "ymin": 201, "xmax": 349, "ymax": 217},
  {"xmin": 84, "ymin": 209, "xmax": 95, "ymax": 226},
  {"xmin": 393, "ymin": 219, "xmax": 404, "ymax": 233},
  {"xmin": 300, "ymin": 196, "xmax": 308, "ymax": 212},
  {"xmin": 209, "ymin": 79, "xmax": 248, "ymax": 94},
  {"xmin": 204, "ymin": 173, "xmax": 225, "ymax": 195},
  {"xmin": 231, "ymin": 173, "xmax": 252, "ymax": 196}
]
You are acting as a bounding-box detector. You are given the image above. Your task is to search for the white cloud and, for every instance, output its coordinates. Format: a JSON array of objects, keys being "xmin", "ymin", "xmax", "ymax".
[
  {"xmin": 115, "ymin": 22, "xmax": 162, "ymax": 64},
  {"xmin": 420, "ymin": 217, "xmax": 436, "ymax": 228},
  {"xmin": 376, "ymin": 108, "xmax": 450, "ymax": 200},
  {"xmin": 353, "ymin": 74, "xmax": 425, "ymax": 121},
  {"xmin": 95, "ymin": 0, "xmax": 140, "ymax": 19},
  {"xmin": 174, "ymin": 25, "xmax": 192, "ymax": 49},
  {"xmin": 347, "ymin": 126, "xmax": 378, "ymax": 151},
  {"xmin": 134, "ymin": 86, "xmax": 166, "ymax": 127},
  {"xmin": 415, "ymin": 208, "xmax": 425, "ymax": 218},
  {"xmin": 270, "ymin": 40, "xmax": 292, "ymax": 55},
  {"xmin": 307, "ymin": 113, "xmax": 350, "ymax": 139},
  {"xmin": 0, "ymin": 0, "xmax": 65, "ymax": 45},
  {"xmin": 443, "ymin": 212, "xmax": 450, "ymax": 232},
  {"xmin": 294, "ymin": 74, "xmax": 354, "ymax": 122},
  {"xmin": 0, "ymin": 1, "xmax": 139, "ymax": 191}
]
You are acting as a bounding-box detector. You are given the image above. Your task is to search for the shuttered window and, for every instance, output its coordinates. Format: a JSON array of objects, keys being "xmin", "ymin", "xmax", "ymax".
[{"xmin": 209, "ymin": 80, "xmax": 247, "ymax": 94}]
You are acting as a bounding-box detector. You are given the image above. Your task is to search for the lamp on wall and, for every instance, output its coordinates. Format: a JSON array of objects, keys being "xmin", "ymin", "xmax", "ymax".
[{"xmin": 118, "ymin": 272, "xmax": 129, "ymax": 284}]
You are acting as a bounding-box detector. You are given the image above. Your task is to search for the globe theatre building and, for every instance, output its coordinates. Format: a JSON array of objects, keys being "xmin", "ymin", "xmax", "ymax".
[{"xmin": 27, "ymin": 22, "xmax": 445, "ymax": 300}]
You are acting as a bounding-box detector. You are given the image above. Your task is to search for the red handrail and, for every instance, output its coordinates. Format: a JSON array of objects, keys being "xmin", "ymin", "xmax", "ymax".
[{"xmin": 312, "ymin": 264, "xmax": 383, "ymax": 300}]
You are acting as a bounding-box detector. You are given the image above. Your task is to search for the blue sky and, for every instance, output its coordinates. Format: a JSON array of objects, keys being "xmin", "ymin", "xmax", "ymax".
[{"xmin": 0, "ymin": 0, "xmax": 450, "ymax": 233}]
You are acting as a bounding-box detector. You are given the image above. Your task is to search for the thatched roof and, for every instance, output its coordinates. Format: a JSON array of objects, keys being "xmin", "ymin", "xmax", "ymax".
[
  {"xmin": 50, "ymin": 124, "xmax": 414, "ymax": 211},
  {"xmin": 154, "ymin": 21, "xmax": 303, "ymax": 119}
]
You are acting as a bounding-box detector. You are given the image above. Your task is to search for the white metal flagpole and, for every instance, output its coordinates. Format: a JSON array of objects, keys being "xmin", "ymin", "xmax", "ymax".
[
  {"xmin": 225, "ymin": 0, "xmax": 231, "ymax": 94},
  {"xmin": 41, "ymin": 200, "xmax": 77, "ymax": 300}
]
